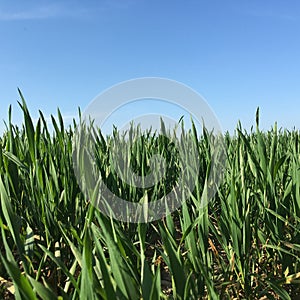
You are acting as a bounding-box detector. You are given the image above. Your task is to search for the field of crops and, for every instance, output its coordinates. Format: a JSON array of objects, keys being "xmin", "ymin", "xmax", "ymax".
[{"xmin": 1, "ymin": 96, "xmax": 300, "ymax": 299}]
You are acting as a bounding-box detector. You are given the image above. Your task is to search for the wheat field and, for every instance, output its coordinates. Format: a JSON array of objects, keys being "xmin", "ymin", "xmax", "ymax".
[{"xmin": 0, "ymin": 94, "xmax": 300, "ymax": 299}]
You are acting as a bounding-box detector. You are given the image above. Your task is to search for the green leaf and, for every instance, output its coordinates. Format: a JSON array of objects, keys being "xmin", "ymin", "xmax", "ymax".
[
  {"xmin": 96, "ymin": 215, "xmax": 139, "ymax": 299},
  {"xmin": 18, "ymin": 89, "xmax": 35, "ymax": 162},
  {"xmin": 0, "ymin": 222, "xmax": 37, "ymax": 300},
  {"xmin": 80, "ymin": 228, "xmax": 95, "ymax": 299},
  {"xmin": 159, "ymin": 222, "xmax": 186, "ymax": 299},
  {"xmin": 28, "ymin": 275, "xmax": 57, "ymax": 300}
]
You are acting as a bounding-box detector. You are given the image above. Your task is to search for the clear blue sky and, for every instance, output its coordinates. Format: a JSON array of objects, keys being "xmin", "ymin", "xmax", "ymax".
[{"xmin": 0, "ymin": 0, "xmax": 300, "ymax": 134}]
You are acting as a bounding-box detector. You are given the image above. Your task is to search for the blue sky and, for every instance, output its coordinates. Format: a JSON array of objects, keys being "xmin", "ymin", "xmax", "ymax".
[{"xmin": 0, "ymin": 0, "xmax": 300, "ymax": 134}]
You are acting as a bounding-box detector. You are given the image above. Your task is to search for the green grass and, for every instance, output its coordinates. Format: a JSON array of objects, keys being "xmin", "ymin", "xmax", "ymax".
[{"xmin": 0, "ymin": 93, "xmax": 300, "ymax": 299}]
